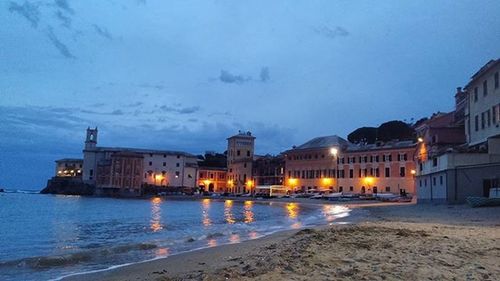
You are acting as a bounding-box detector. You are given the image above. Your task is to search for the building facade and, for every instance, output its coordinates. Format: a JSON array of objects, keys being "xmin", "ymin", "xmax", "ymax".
[
  {"xmin": 284, "ymin": 135, "xmax": 416, "ymax": 195},
  {"xmin": 55, "ymin": 158, "xmax": 83, "ymax": 178},
  {"xmin": 253, "ymin": 154, "xmax": 285, "ymax": 187},
  {"xmin": 227, "ymin": 131, "xmax": 255, "ymax": 194},
  {"xmin": 464, "ymin": 59, "xmax": 500, "ymax": 146},
  {"xmin": 82, "ymin": 128, "xmax": 198, "ymax": 194},
  {"xmin": 198, "ymin": 167, "xmax": 227, "ymax": 193}
]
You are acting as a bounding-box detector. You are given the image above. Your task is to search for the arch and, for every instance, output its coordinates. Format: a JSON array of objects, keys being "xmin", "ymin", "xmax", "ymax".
[
  {"xmin": 208, "ymin": 183, "xmax": 214, "ymax": 192},
  {"xmin": 361, "ymin": 186, "xmax": 366, "ymax": 194}
]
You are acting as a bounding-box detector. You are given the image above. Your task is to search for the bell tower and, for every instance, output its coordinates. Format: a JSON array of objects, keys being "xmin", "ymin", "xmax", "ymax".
[{"xmin": 85, "ymin": 127, "xmax": 98, "ymax": 150}]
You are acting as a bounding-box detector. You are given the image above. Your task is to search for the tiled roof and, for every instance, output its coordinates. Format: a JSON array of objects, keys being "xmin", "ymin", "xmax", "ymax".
[{"xmin": 293, "ymin": 135, "xmax": 351, "ymax": 150}]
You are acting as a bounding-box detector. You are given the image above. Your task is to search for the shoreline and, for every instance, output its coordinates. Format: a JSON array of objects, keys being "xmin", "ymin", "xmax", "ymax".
[{"xmin": 63, "ymin": 203, "xmax": 500, "ymax": 281}]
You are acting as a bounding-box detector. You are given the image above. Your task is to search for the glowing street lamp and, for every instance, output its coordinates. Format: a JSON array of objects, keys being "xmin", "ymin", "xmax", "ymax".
[
  {"xmin": 417, "ymin": 137, "xmax": 424, "ymax": 143},
  {"xmin": 410, "ymin": 169, "xmax": 416, "ymax": 175},
  {"xmin": 330, "ymin": 147, "xmax": 339, "ymax": 192}
]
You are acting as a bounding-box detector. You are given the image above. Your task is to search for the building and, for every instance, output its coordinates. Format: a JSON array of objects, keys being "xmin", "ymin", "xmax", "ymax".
[
  {"xmin": 284, "ymin": 135, "xmax": 416, "ymax": 195},
  {"xmin": 55, "ymin": 158, "xmax": 83, "ymax": 177},
  {"xmin": 226, "ymin": 131, "xmax": 255, "ymax": 194},
  {"xmin": 416, "ymin": 59, "xmax": 500, "ymax": 203},
  {"xmin": 253, "ymin": 154, "xmax": 285, "ymax": 186},
  {"xmin": 197, "ymin": 152, "xmax": 228, "ymax": 193},
  {"xmin": 82, "ymin": 127, "xmax": 198, "ymax": 195},
  {"xmin": 464, "ymin": 59, "xmax": 500, "ymax": 146}
]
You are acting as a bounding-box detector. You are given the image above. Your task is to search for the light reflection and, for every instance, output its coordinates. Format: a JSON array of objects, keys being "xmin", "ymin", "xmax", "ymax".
[
  {"xmin": 248, "ymin": 231, "xmax": 259, "ymax": 239},
  {"xmin": 291, "ymin": 222, "xmax": 302, "ymax": 229},
  {"xmin": 150, "ymin": 197, "xmax": 163, "ymax": 232},
  {"xmin": 286, "ymin": 203, "xmax": 299, "ymax": 219},
  {"xmin": 229, "ymin": 234, "xmax": 240, "ymax": 243},
  {"xmin": 208, "ymin": 239, "xmax": 217, "ymax": 247},
  {"xmin": 321, "ymin": 205, "xmax": 350, "ymax": 222},
  {"xmin": 155, "ymin": 247, "xmax": 169, "ymax": 257},
  {"xmin": 243, "ymin": 200, "xmax": 254, "ymax": 223},
  {"xmin": 224, "ymin": 200, "xmax": 235, "ymax": 224},
  {"xmin": 202, "ymin": 198, "xmax": 212, "ymax": 227}
]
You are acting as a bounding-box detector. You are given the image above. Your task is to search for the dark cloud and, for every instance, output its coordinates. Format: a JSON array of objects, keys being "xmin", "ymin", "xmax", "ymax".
[
  {"xmin": 260, "ymin": 67, "xmax": 270, "ymax": 82},
  {"xmin": 219, "ymin": 70, "xmax": 251, "ymax": 84},
  {"xmin": 93, "ymin": 24, "xmax": 113, "ymax": 40},
  {"xmin": 159, "ymin": 105, "xmax": 200, "ymax": 114},
  {"xmin": 313, "ymin": 26, "xmax": 349, "ymax": 39},
  {"xmin": 137, "ymin": 83, "xmax": 164, "ymax": 90},
  {"xmin": 54, "ymin": 0, "xmax": 74, "ymax": 15},
  {"xmin": 8, "ymin": 1, "xmax": 41, "ymax": 28},
  {"xmin": 110, "ymin": 109, "xmax": 124, "ymax": 115},
  {"xmin": 46, "ymin": 26, "xmax": 75, "ymax": 58},
  {"xmin": 55, "ymin": 10, "xmax": 71, "ymax": 28}
]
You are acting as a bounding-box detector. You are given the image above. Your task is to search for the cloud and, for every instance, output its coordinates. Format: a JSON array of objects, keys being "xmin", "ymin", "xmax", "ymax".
[
  {"xmin": 219, "ymin": 70, "xmax": 251, "ymax": 84},
  {"xmin": 313, "ymin": 26, "xmax": 349, "ymax": 39},
  {"xmin": 55, "ymin": 10, "xmax": 71, "ymax": 28},
  {"xmin": 93, "ymin": 24, "xmax": 113, "ymax": 40},
  {"xmin": 46, "ymin": 26, "xmax": 75, "ymax": 58},
  {"xmin": 8, "ymin": 1, "xmax": 41, "ymax": 28},
  {"xmin": 54, "ymin": 0, "xmax": 74, "ymax": 15},
  {"xmin": 260, "ymin": 67, "xmax": 270, "ymax": 82},
  {"xmin": 136, "ymin": 83, "xmax": 165, "ymax": 90},
  {"xmin": 110, "ymin": 109, "xmax": 124, "ymax": 115},
  {"xmin": 159, "ymin": 105, "xmax": 200, "ymax": 114}
]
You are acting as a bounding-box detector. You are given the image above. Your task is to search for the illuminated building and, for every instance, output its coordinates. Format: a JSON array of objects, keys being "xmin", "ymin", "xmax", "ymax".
[
  {"xmin": 55, "ymin": 159, "xmax": 83, "ymax": 178},
  {"xmin": 226, "ymin": 131, "xmax": 255, "ymax": 194},
  {"xmin": 284, "ymin": 135, "xmax": 417, "ymax": 195}
]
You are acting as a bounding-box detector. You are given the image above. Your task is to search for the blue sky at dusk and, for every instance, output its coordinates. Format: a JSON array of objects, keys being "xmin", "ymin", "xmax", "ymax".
[{"xmin": 1, "ymin": 0, "xmax": 500, "ymax": 189}]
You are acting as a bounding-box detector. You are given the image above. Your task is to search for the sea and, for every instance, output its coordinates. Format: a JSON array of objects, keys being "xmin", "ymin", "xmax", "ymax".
[{"xmin": 0, "ymin": 190, "xmax": 357, "ymax": 281}]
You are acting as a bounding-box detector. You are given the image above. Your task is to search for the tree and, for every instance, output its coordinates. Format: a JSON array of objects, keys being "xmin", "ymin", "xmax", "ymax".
[
  {"xmin": 377, "ymin": 120, "xmax": 415, "ymax": 142},
  {"xmin": 347, "ymin": 127, "xmax": 378, "ymax": 144}
]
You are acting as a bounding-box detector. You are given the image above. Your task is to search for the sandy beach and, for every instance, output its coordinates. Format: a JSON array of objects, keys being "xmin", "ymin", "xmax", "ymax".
[{"xmin": 65, "ymin": 203, "xmax": 500, "ymax": 281}]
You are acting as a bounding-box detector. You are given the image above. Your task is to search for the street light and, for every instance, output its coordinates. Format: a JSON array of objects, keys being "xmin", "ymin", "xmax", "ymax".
[{"xmin": 330, "ymin": 147, "xmax": 339, "ymax": 192}]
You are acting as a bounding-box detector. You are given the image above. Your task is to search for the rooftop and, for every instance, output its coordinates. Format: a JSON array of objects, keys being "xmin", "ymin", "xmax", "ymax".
[
  {"xmin": 465, "ymin": 59, "xmax": 500, "ymax": 89},
  {"xmin": 55, "ymin": 158, "xmax": 83, "ymax": 163},
  {"xmin": 291, "ymin": 135, "xmax": 351, "ymax": 151},
  {"xmin": 86, "ymin": 146, "xmax": 196, "ymax": 158}
]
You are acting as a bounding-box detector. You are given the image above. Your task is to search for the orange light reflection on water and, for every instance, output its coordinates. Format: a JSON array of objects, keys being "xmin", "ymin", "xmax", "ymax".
[
  {"xmin": 229, "ymin": 234, "xmax": 240, "ymax": 243},
  {"xmin": 150, "ymin": 197, "xmax": 163, "ymax": 232},
  {"xmin": 208, "ymin": 239, "xmax": 217, "ymax": 247},
  {"xmin": 155, "ymin": 247, "xmax": 169, "ymax": 257},
  {"xmin": 224, "ymin": 200, "xmax": 235, "ymax": 224},
  {"xmin": 202, "ymin": 198, "xmax": 212, "ymax": 227},
  {"xmin": 286, "ymin": 203, "xmax": 299, "ymax": 219},
  {"xmin": 243, "ymin": 200, "xmax": 254, "ymax": 223}
]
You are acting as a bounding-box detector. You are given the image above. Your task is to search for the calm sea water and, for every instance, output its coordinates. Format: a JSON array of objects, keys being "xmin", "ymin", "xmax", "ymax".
[{"xmin": 0, "ymin": 191, "xmax": 354, "ymax": 281}]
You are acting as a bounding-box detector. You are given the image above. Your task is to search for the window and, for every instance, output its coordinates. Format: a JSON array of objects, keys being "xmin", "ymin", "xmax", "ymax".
[
  {"xmin": 176, "ymin": 163, "xmax": 180, "ymax": 167},
  {"xmin": 481, "ymin": 112, "xmax": 485, "ymax": 129},
  {"xmin": 247, "ymin": 150, "xmax": 250, "ymax": 157},
  {"xmin": 474, "ymin": 87, "xmax": 478, "ymax": 102},
  {"xmin": 385, "ymin": 167, "xmax": 390, "ymax": 177},
  {"xmin": 475, "ymin": 115, "xmax": 479, "ymax": 131},
  {"xmin": 385, "ymin": 186, "xmax": 391, "ymax": 192},
  {"xmin": 149, "ymin": 161, "xmax": 152, "ymax": 166},
  {"xmin": 163, "ymin": 154, "xmax": 166, "ymax": 158},
  {"xmin": 375, "ymin": 168, "xmax": 380, "ymax": 177},
  {"xmin": 175, "ymin": 171, "xmax": 180, "ymax": 177},
  {"xmin": 339, "ymin": 186, "xmax": 343, "ymax": 192},
  {"xmin": 493, "ymin": 106, "xmax": 498, "ymax": 124},
  {"xmin": 89, "ymin": 169, "xmax": 93, "ymax": 176},
  {"xmin": 487, "ymin": 110, "xmax": 491, "ymax": 127},
  {"xmin": 237, "ymin": 150, "xmax": 241, "ymax": 156},
  {"xmin": 483, "ymin": 80, "xmax": 488, "ymax": 96},
  {"xmin": 349, "ymin": 186, "xmax": 353, "ymax": 192},
  {"xmin": 432, "ymin": 158, "xmax": 438, "ymax": 167},
  {"xmin": 433, "ymin": 177, "xmax": 436, "ymax": 186},
  {"xmin": 440, "ymin": 175, "xmax": 443, "ymax": 185},
  {"xmin": 349, "ymin": 169, "xmax": 354, "ymax": 178},
  {"xmin": 400, "ymin": 167, "xmax": 406, "ymax": 177},
  {"xmin": 177, "ymin": 155, "xmax": 180, "ymax": 159},
  {"xmin": 162, "ymin": 162, "xmax": 166, "ymax": 166},
  {"xmin": 495, "ymin": 72, "xmax": 499, "ymax": 89}
]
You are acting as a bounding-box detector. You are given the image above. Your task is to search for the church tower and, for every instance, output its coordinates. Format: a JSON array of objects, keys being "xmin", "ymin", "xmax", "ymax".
[{"xmin": 85, "ymin": 127, "xmax": 98, "ymax": 150}]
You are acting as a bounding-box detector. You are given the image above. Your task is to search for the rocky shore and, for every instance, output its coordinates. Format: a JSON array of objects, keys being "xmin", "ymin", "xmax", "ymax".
[{"xmin": 64, "ymin": 204, "xmax": 500, "ymax": 281}]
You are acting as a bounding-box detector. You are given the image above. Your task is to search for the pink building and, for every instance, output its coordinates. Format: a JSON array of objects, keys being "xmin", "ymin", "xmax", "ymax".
[{"xmin": 284, "ymin": 136, "xmax": 416, "ymax": 195}]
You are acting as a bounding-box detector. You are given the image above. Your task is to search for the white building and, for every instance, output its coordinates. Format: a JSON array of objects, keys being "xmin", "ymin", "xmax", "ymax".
[
  {"xmin": 82, "ymin": 128, "xmax": 198, "ymax": 192},
  {"xmin": 465, "ymin": 59, "xmax": 500, "ymax": 146}
]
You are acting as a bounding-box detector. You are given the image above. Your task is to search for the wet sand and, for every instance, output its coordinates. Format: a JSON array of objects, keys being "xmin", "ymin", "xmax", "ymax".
[{"xmin": 65, "ymin": 204, "xmax": 500, "ymax": 281}]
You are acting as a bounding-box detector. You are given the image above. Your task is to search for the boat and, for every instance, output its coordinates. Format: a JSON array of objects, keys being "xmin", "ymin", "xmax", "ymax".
[{"xmin": 466, "ymin": 197, "xmax": 500, "ymax": 208}]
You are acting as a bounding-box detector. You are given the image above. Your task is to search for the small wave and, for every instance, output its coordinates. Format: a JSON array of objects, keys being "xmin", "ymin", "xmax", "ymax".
[
  {"xmin": 3, "ymin": 189, "xmax": 39, "ymax": 194},
  {"xmin": 206, "ymin": 232, "xmax": 225, "ymax": 239},
  {"xmin": 0, "ymin": 243, "xmax": 157, "ymax": 270}
]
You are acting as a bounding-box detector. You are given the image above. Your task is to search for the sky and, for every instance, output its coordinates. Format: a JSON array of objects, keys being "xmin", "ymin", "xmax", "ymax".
[{"xmin": 1, "ymin": 0, "xmax": 500, "ymax": 190}]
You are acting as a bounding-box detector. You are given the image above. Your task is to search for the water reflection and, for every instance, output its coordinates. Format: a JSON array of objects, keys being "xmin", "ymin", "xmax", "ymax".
[
  {"xmin": 243, "ymin": 200, "xmax": 254, "ymax": 223},
  {"xmin": 248, "ymin": 231, "xmax": 259, "ymax": 239},
  {"xmin": 286, "ymin": 203, "xmax": 299, "ymax": 219},
  {"xmin": 321, "ymin": 205, "xmax": 350, "ymax": 222},
  {"xmin": 150, "ymin": 197, "xmax": 163, "ymax": 232},
  {"xmin": 202, "ymin": 198, "xmax": 212, "ymax": 227},
  {"xmin": 229, "ymin": 234, "xmax": 240, "ymax": 243},
  {"xmin": 224, "ymin": 200, "xmax": 235, "ymax": 224},
  {"xmin": 207, "ymin": 239, "xmax": 217, "ymax": 247},
  {"xmin": 155, "ymin": 247, "xmax": 169, "ymax": 257}
]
